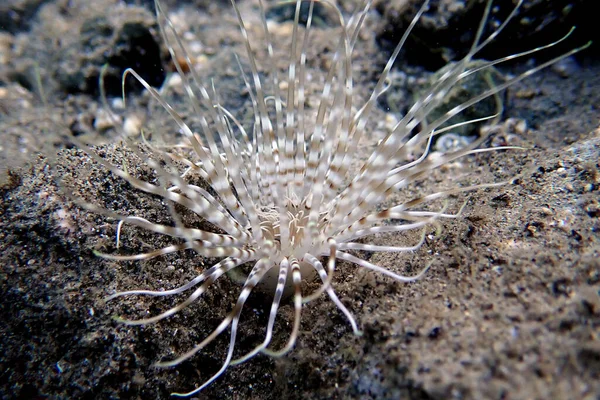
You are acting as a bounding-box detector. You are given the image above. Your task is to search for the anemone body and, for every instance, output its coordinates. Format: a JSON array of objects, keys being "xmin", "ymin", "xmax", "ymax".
[{"xmin": 68, "ymin": 0, "xmax": 589, "ymax": 396}]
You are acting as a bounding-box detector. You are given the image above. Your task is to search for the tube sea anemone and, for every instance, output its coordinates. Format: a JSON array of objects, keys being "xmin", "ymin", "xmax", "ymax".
[{"xmin": 59, "ymin": 0, "xmax": 589, "ymax": 396}]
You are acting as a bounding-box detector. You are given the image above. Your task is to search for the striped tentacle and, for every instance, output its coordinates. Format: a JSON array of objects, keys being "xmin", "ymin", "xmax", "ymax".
[
  {"xmin": 232, "ymin": 54, "xmax": 269, "ymax": 246},
  {"xmin": 122, "ymin": 68, "xmax": 242, "ymax": 227},
  {"xmin": 155, "ymin": 0, "xmax": 251, "ymax": 228},
  {"xmin": 302, "ymin": 238, "xmax": 337, "ymax": 303},
  {"xmin": 256, "ymin": 0, "xmax": 293, "ymax": 254},
  {"xmin": 338, "ymin": 229, "xmax": 426, "ymax": 252},
  {"xmin": 335, "ymin": 183, "xmax": 501, "ymax": 241},
  {"xmin": 332, "ymin": 134, "xmax": 490, "ymax": 234},
  {"xmin": 291, "ymin": 1, "xmax": 315, "ymax": 196},
  {"xmin": 160, "ymin": 259, "xmax": 272, "ymax": 397},
  {"xmin": 112, "ymin": 216, "xmax": 241, "ymax": 247},
  {"xmin": 335, "ymin": 201, "xmax": 467, "ymax": 243},
  {"xmin": 307, "ymin": 250, "xmax": 361, "ymax": 335},
  {"xmin": 322, "ymin": 0, "xmax": 372, "ymax": 204},
  {"xmin": 335, "ymin": 251, "xmax": 431, "ymax": 283},
  {"xmin": 326, "ymin": 0, "xmax": 509, "ymax": 228},
  {"xmin": 231, "ymin": 0, "xmax": 281, "ymax": 212},
  {"xmin": 304, "ymin": 0, "xmax": 359, "ymax": 242},
  {"xmin": 328, "ymin": 0, "xmax": 587, "ymax": 239},
  {"xmin": 95, "ymin": 243, "xmax": 192, "ymax": 262},
  {"xmin": 65, "ymin": 131, "xmax": 247, "ymax": 241},
  {"xmin": 301, "ymin": 6, "xmax": 348, "ymax": 202},
  {"xmin": 230, "ymin": 257, "xmax": 290, "ymax": 365},
  {"xmin": 105, "ymin": 257, "xmax": 248, "ymax": 302},
  {"xmin": 121, "ymin": 134, "xmax": 251, "ymax": 249},
  {"xmin": 323, "ymin": 0, "xmax": 431, "ymax": 237},
  {"xmin": 280, "ymin": 0, "xmax": 303, "ymax": 200},
  {"xmin": 101, "ymin": 238, "xmax": 258, "ymax": 263},
  {"xmin": 126, "ymin": 135, "xmax": 251, "ymax": 241},
  {"xmin": 106, "ymin": 257, "xmax": 251, "ymax": 325},
  {"xmin": 309, "ymin": 4, "xmax": 357, "ymax": 230},
  {"xmin": 262, "ymin": 258, "xmax": 303, "ymax": 357},
  {"xmin": 334, "ymin": 169, "xmax": 510, "ymax": 241},
  {"xmin": 209, "ymin": 83, "xmax": 264, "ymax": 245}
]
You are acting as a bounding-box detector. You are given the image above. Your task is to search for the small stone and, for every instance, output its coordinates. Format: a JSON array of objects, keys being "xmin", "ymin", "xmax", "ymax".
[
  {"xmin": 428, "ymin": 326, "xmax": 442, "ymax": 339},
  {"xmin": 195, "ymin": 54, "xmax": 209, "ymax": 67},
  {"xmin": 111, "ymin": 97, "xmax": 125, "ymax": 110},
  {"xmin": 123, "ymin": 115, "xmax": 143, "ymax": 137},
  {"xmin": 188, "ymin": 41, "xmax": 203, "ymax": 54},
  {"xmin": 268, "ymin": 21, "xmax": 294, "ymax": 37},
  {"xmin": 539, "ymin": 207, "xmax": 553, "ymax": 216},
  {"xmin": 163, "ymin": 73, "xmax": 182, "ymax": 90},
  {"xmin": 515, "ymin": 89, "xmax": 537, "ymax": 99},
  {"xmin": 384, "ymin": 113, "xmax": 398, "ymax": 131},
  {"xmin": 514, "ymin": 119, "xmax": 527, "ymax": 135},
  {"xmin": 94, "ymin": 109, "xmax": 118, "ymax": 132}
]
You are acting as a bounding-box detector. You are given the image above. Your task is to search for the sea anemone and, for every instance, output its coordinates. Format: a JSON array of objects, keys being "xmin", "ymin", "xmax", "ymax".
[{"xmin": 61, "ymin": 0, "xmax": 588, "ymax": 396}]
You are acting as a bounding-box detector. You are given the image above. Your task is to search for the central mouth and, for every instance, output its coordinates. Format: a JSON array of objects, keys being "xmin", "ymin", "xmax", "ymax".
[{"xmin": 254, "ymin": 195, "xmax": 332, "ymax": 258}]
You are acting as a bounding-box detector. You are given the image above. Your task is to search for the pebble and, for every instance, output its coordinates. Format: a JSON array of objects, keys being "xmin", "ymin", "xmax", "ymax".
[
  {"xmin": 123, "ymin": 115, "xmax": 143, "ymax": 137},
  {"xmin": 94, "ymin": 109, "xmax": 118, "ymax": 132},
  {"xmin": 514, "ymin": 119, "xmax": 527, "ymax": 135}
]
